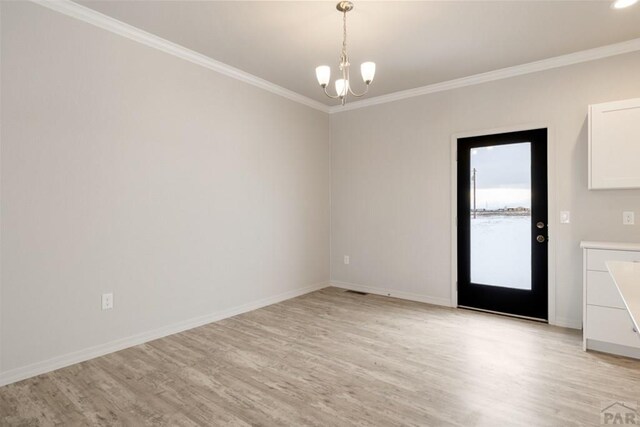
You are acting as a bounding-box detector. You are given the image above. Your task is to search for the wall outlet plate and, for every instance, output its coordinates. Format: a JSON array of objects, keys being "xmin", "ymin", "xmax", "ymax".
[
  {"xmin": 344, "ymin": 255, "xmax": 350, "ymax": 265},
  {"xmin": 102, "ymin": 293, "xmax": 113, "ymax": 310},
  {"xmin": 623, "ymin": 211, "xmax": 635, "ymax": 225}
]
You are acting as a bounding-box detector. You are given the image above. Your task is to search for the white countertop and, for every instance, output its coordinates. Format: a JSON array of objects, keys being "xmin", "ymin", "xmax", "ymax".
[
  {"xmin": 607, "ymin": 261, "xmax": 640, "ymax": 332},
  {"xmin": 581, "ymin": 241, "xmax": 640, "ymax": 251}
]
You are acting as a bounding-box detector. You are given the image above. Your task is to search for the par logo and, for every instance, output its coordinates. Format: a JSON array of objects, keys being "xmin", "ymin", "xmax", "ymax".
[{"xmin": 601, "ymin": 401, "xmax": 638, "ymax": 425}]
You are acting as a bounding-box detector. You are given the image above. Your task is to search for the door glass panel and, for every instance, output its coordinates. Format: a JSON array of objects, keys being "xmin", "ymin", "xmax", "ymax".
[{"xmin": 470, "ymin": 142, "xmax": 531, "ymax": 290}]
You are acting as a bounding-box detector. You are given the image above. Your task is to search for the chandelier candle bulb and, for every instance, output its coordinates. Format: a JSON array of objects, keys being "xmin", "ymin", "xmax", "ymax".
[
  {"xmin": 335, "ymin": 79, "xmax": 349, "ymax": 97},
  {"xmin": 361, "ymin": 62, "xmax": 376, "ymax": 84},
  {"xmin": 315, "ymin": 66, "xmax": 331, "ymax": 88}
]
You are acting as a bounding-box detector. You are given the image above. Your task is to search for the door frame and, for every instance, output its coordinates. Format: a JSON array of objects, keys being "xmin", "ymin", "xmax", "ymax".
[{"xmin": 450, "ymin": 123, "xmax": 557, "ymax": 326}]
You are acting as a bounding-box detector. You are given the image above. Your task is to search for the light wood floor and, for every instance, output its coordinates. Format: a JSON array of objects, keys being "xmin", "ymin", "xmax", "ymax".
[{"xmin": 1, "ymin": 287, "xmax": 639, "ymax": 426}]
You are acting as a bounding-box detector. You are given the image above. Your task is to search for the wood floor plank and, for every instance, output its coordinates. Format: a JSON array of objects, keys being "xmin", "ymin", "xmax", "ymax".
[{"xmin": 2, "ymin": 287, "xmax": 640, "ymax": 426}]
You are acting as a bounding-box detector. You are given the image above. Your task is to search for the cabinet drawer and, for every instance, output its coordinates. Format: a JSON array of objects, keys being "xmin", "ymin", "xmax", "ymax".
[
  {"xmin": 586, "ymin": 271, "xmax": 626, "ymax": 309},
  {"xmin": 586, "ymin": 305, "xmax": 640, "ymax": 348},
  {"xmin": 586, "ymin": 249, "xmax": 640, "ymax": 272}
]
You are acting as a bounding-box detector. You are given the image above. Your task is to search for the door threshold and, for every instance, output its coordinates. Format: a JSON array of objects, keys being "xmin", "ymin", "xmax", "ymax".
[{"xmin": 458, "ymin": 305, "xmax": 547, "ymax": 323}]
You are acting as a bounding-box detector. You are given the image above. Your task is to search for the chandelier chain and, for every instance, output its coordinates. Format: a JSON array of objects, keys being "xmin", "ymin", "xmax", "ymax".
[{"xmin": 342, "ymin": 10, "xmax": 348, "ymax": 64}]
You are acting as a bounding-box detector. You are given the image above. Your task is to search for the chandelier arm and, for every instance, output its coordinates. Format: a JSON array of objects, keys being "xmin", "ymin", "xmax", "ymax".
[
  {"xmin": 323, "ymin": 85, "xmax": 342, "ymax": 100},
  {"xmin": 345, "ymin": 63, "xmax": 368, "ymax": 97},
  {"xmin": 348, "ymin": 84, "xmax": 370, "ymax": 98}
]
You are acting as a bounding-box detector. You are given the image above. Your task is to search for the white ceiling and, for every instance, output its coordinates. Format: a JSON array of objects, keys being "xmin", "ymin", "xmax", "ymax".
[{"xmin": 79, "ymin": 1, "xmax": 640, "ymax": 106}]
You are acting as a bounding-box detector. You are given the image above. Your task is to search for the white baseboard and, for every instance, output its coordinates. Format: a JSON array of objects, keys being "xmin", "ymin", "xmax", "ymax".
[
  {"xmin": 550, "ymin": 316, "xmax": 582, "ymax": 330},
  {"xmin": 332, "ymin": 281, "xmax": 582, "ymax": 331},
  {"xmin": 330, "ymin": 281, "xmax": 453, "ymax": 307},
  {"xmin": 586, "ymin": 339, "xmax": 640, "ymax": 359},
  {"xmin": 0, "ymin": 281, "xmax": 329, "ymax": 387}
]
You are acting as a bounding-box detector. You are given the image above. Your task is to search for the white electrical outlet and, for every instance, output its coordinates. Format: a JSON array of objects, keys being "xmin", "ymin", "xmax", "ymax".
[
  {"xmin": 623, "ymin": 211, "xmax": 635, "ymax": 225},
  {"xmin": 560, "ymin": 211, "xmax": 571, "ymax": 224},
  {"xmin": 344, "ymin": 255, "xmax": 350, "ymax": 265},
  {"xmin": 102, "ymin": 293, "xmax": 113, "ymax": 310}
]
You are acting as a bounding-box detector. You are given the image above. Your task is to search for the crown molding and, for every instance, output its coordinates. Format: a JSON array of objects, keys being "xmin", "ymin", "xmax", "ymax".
[
  {"xmin": 30, "ymin": 0, "xmax": 331, "ymax": 113},
  {"xmin": 29, "ymin": 1, "xmax": 640, "ymax": 116},
  {"xmin": 329, "ymin": 37, "xmax": 640, "ymax": 114}
]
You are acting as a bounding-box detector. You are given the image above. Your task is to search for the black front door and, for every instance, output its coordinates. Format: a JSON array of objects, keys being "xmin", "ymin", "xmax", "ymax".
[{"xmin": 457, "ymin": 129, "xmax": 548, "ymax": 320}]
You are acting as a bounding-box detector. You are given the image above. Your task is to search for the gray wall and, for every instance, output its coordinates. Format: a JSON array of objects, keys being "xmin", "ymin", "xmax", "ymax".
[
  {"xmin": 330, "ymin": 52, "xmax": 640, "ymax": 327},
  {"xmin": 3, "ymin": 0, "xmax": 640, "ymax": 382},
  {"xmin": 0, "ymin": 2, "xmax": 330, "ymax": 374}
]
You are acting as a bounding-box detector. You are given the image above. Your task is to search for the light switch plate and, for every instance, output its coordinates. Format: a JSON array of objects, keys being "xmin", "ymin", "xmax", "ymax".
[
  {"xmin": 344, "ymin": 255, "xmax": 350, "ymax": 265},
  {"xmin": 623, "ymin": 211, "xmax": 635, "ymax": 225},
  {"xmin": 560, "ymin": 211, "xmax": 570, "ymax": 224}
]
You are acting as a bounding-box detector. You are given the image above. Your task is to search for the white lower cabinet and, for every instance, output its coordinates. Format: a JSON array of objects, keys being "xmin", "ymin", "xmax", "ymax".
[{"xmin": 581, "ymin": 241, "xmax": 640, "ymax": 358}]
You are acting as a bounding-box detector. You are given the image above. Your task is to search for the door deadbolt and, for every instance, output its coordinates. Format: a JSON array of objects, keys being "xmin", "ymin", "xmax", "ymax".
[
  {"xmin": 536, "ymin": 222, "xmax": 545, "ymax": 229},
  {"xmin": 536, "ymin": 235, "xmax": 546, "ymax": 243}
]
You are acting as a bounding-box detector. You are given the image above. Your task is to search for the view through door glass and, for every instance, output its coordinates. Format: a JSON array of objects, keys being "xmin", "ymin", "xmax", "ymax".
[
  {"xmin": 470, "ymin": 142, "xmax": 531, "ymax": 290},
  {"xmin": 457, "ymin": 129, "xmax": 548, "ymax": 320}
]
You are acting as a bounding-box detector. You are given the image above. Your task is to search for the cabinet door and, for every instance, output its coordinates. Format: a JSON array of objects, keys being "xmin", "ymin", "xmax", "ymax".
[{"xmin": 589, "ymin": 98, "xmax": 640, "ymax": 190}]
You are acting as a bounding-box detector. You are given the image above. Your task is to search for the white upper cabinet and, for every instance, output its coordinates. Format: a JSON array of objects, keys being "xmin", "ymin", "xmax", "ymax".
[{"xmin": 589, "ymin": 98, "xmax": 640, "ymax": 190}]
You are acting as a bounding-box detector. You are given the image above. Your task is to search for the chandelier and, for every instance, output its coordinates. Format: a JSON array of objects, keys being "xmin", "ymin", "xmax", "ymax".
[{"xmin": 315, "ymin": 1, "xmax": 376, "ymax": 106}]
